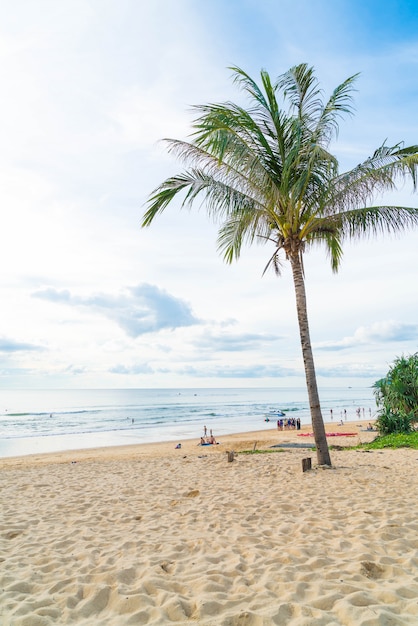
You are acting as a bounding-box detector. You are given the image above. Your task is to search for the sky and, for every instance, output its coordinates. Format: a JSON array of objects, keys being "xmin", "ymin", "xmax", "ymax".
[{"xmin": 0, "ymin": 0, "xmax": 418, "ymax": 389}]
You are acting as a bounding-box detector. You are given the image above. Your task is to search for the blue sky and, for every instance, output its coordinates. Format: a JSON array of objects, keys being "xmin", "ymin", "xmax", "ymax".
[{"xmin": 0, "ymin": 0, "xmax": 417, "ymax": 389}]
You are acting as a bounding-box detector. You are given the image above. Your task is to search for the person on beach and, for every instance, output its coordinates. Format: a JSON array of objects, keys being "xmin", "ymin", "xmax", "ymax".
[
  {"xmin": 199, "ymin": 432, "xmax": 217, "ymax": 445},
  {"xmin": 209, "ymin": 429, "xmax": 217, "ymax": 444}
]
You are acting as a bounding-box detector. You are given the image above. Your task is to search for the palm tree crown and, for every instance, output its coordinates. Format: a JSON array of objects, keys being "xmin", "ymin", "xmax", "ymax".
[{"xmin": 143, "ymin": 64, "xmax": 418, "ymax": 465}]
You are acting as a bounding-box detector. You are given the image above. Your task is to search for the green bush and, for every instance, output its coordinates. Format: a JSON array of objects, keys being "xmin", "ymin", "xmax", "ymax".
[
  {"xmin": 365, "ymin": 432, "xmax": 418, "ymax": 449},
  {"xmin": 373, "ymin": 353, "xmax": 418, "ymax": 435},
  {"xmin": 374, "ymin": 407, "xmax": 413, "ymax": 435}
]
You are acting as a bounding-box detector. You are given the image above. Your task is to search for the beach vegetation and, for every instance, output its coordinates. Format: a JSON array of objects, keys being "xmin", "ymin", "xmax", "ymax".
[
  {"xmin": 373, "ymin": 353, "xmax": 418, "ymax": 434},
  {"xmin": 142, "ymin": 64, "xmax": 418, "ymax": 467},
  {"xmin": 364, "ymin": 431, "xmax": 418, "ymax": 449}
]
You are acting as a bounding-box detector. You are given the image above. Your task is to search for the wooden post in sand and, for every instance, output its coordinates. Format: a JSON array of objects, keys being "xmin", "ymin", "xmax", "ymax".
[
  {"xmin": 302, "ymin": 457, "xmax": 312, "ymax": 472},
  {"xmin": 227, "ymin": 451, "xmax": 235, "ymax": 462}
]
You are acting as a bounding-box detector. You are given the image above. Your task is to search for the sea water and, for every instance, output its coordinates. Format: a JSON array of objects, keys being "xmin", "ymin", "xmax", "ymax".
[{"xmin": 0, "ymin": 387, "xmax": 377, "ymax": 458}]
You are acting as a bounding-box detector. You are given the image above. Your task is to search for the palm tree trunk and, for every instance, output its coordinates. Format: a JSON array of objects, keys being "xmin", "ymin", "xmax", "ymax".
[{"xmin": 289, "ymin": 254, "xmax": 332, "ymax": 466}]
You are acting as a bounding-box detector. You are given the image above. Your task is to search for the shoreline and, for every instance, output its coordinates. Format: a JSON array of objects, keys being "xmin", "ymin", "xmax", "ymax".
[
  {"xmin": 0, "ymin": 419, "xmax": 376, "ymax": 468},
  {"xmin": 0, "ymin": 386, "xmax": 377, "ymax": 461}
]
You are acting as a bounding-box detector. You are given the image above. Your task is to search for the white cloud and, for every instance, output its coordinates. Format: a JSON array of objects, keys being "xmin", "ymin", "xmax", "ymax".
[
  {"xmin": 0, "ymin": 338, "xmax": 44, "ymax": 353},
  {"xmin": 32, "ymin": 283, "xmax": 201, "ymax": 337},
  {"xmin": 316, "ymin": 321, "xmax": 418, "ymax": 351}
]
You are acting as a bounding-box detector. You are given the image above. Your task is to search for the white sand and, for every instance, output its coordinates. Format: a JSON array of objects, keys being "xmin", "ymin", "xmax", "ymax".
[{"xmin": 1, "ymin": 423, "xmax": 418, "ymax": 625}]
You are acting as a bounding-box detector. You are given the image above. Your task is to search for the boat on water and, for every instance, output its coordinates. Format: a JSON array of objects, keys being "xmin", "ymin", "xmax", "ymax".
[{"xmin": 266, "ymin": 409, "xmax": 286, "ymax": 419}]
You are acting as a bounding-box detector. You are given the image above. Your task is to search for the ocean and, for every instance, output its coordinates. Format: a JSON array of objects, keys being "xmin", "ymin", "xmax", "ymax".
[{"xmin": 0, "ymin": 387, "xmax": 377, "ymax": 458}]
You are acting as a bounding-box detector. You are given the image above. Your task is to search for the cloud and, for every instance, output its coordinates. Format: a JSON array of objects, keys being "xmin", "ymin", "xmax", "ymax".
[
  {"xmin": 175, "ymin": 364, "xmax": 299, "ymax": 378},
  {"xmin": 316, "ymin": 363, "xmax": 384, "ymax": 379},
  {"xmin": 108, "ymin": 360, "xmax": 297, "ymax": 378},
  {"xmin": 0, "ymin": 338, "xmax": 44, "ymax": 352},
  {"xmin": 315, "ymin": 321, "xmax": 418, "ymax": 351},
  {"xmin": 32, "ymin": 283, "xmax": 201, "ymax": 337},
  {"xmin": 194, "ymin": 331, "xmax": 281, "ymax": 352},
  {"xmin": 109, "ymin": 363, "xmax": 154, "ymax": 375},
  {"xmin": 63, "ymin": 364, "xmax": 87, "ymax": 376},
  {"xmin": 32, "ymin": 288, "xmax": 72, "ymax": 303}
]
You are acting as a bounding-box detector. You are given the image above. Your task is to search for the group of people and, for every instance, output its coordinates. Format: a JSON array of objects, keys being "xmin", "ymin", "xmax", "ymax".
[
  {"xmin": 200, "ymin": 425, "xmax": 217, "ymax": 445},
  {"xmin": 277, "ymin": 417, "xmax": 301, "ymax": 430},
  {"xmin": 330, "ymin": 407, "xmax": 372, "ymax": 420}
]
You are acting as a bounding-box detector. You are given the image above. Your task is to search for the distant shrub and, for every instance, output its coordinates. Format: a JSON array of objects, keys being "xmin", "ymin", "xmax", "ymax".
[{"xmin": 373, "ymin": 354, "xmax": 418, "ymax": 435}]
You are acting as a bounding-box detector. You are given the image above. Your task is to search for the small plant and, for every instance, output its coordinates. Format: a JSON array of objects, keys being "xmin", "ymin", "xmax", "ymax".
[{"xmin": 373, "ymin": 353, "xmax": 418, "ymax": 435}]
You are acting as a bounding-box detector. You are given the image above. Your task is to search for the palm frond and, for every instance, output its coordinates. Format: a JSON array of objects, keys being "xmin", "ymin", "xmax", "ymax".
[
  {"xmin": 278, "ymin": 64, "xmax": 323, "ymax": 123},
  {"xmin": 190, "ymin": 102, "xmax": 285, "ymax": 186},
  {"xmin": 143, "ymin": 167, "xmax": 267, "ymax": 230},
  {"xmin": 164, "ymin": 138, "xmax": 267, "ymax": 201},
  {"xmin": 229, "ymin": 66, "xmax": 272, "ymax": 109},
  {"xmin": 313, "ymin": 73, "xmax": 359, "ymax": 145},
  {"xmin": 261, "ymin": 248, "xmax": 284, "ymax": 276},
  {"xmin": 328, "ymin": 143, "xmax": 418, "ymax": 213},
  {"xmin": 217, "ymin": 206, "xmax": 266, "ymax": 263},
  {"xmin": 142, "ymin": 174, "xmax": 196, "ymax": 226},
  {"xmin": 337, "ymin": 205, "xmax": 418, "ymax": 239}
]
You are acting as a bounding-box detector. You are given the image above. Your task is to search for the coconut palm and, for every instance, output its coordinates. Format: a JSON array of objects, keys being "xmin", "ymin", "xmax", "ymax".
[{"xmin": 142, "ymin": 64, "xmax": 418, "ymax": 466}]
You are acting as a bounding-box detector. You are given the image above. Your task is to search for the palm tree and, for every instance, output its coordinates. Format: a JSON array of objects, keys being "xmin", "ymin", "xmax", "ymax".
[{"xmin": 142, "ymin": 64, "xmax": 418, "ymax": 466}]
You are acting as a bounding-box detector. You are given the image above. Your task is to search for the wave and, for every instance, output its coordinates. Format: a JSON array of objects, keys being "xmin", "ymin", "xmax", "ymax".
[
  {"xmin": 4, "ymin": 409, "xmax": 99, "ymax": 417},
  {"xmin": 280, "ymin": 407, "xmax": 304, "ymax": 412},
  {"xmin": 0, "ymin": 388, "xmax": 376, "ymax": 448}
]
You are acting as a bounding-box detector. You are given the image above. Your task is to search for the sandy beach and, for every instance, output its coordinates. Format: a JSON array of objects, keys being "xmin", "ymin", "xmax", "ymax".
[{"xmin": 1, "ymin": 421, "xmax": 418, "ymax": 625}]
